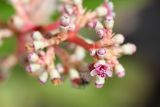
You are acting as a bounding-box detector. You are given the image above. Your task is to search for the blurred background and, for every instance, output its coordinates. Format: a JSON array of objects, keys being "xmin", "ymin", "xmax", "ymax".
[{"xmin": 0, "ymin": 0, "xmax": 159, "ymax": 107}]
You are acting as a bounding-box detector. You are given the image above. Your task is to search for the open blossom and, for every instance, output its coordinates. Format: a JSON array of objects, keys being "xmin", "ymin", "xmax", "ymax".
[
  {"xmin": 90, "ymin": 60, "xmax": 112, "ymax": 88},
  {"xmin": 0, "ymin": 0, "xmax": 136, "ymax": 88}
]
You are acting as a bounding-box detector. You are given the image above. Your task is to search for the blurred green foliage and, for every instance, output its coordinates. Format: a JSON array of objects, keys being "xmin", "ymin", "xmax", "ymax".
[{"xmin": 0, "ymin": 0, "xmax": 153, "ymax": 107}]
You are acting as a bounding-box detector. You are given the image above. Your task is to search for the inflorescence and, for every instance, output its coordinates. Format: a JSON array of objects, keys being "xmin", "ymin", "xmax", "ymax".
[{"xmin": 0, "ymin": 0, "xmax": 136, "ymax": 88}]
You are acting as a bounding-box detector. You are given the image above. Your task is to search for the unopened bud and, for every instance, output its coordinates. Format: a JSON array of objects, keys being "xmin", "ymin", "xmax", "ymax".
[
  {"xmin": 121, "ymin": 43, "xmax": 136, "ymax": 55},
  {"xmin": 115, "ymin": 64, "xmax": 125, "ymax": 78},
  {"xmin": 39, "ymin": 72, "xmax": 48, "ymax": 84}
]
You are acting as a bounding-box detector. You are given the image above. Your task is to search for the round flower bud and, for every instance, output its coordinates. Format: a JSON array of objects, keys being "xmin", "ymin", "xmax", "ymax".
[
  {"xmin": 104, "ymin": 16, "xmax": 114, "ymax": 29},
  {"xmin": 26, "ymin": 64, "xmax": 41, "ymax": 73},
  {"xmin": 95, "ymin": 21, "xmax": 104, "ymax": 30},
  {"xmin": 73, "ymin": 0, "xmax": 82, "ymax": 5},
  {"xmin": 50, "ymin": 69, "xmax": 61, "ymax": 79},
  {"xmin": 96, "ymin": 6, "xmax": 108, "ymax": 17},
  {"xmin": 60, "ymin": 15, "xmax": 70, "ymax": 27},
  {"xmin": 115, "ymin": 64, "xmax": 125, "ymax": 78},
  {"xmin": 32, "ymin": 31, "xmax": 43, "ymax": 41},
  {"xmin": 95, "ymin": 76, "xmax": 105, "ymax": 88},
  {"xmin": 121, "ymin": 43, "xmax": 136, "ymax": 55},
  {"xmin": 69, "ymin": 68, "xmax": 80, "ymax": 80},
  {"xmin": 33, "ymin": 41, "xmax": 47, "ymax": 51},
  {"xmin": 28, "ymin": 52, "xmax": 39, "ymax": 62},
  {"xmin": 96, "ymin": 48, "xmax": 106, "ymax": 58},
  {"xmin": 39, "ymin": 72, "xmax": 48, "ymax": 84},
  {"xmin": 11, "ymin": 16, "xmax": 24, "ymax": 29},
  {"xmin": 112, "ymin": 34, "xmax": 125, "ymax": 44},
  {"xmin": 96, "ymin": 29, "xmax": 105, "ymax": 38}
]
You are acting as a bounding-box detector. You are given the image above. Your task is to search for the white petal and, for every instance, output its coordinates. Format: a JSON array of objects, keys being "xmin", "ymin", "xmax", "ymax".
[{"xmin": 90, "ymin": 69, "xmax": 97, "ymax": 76}]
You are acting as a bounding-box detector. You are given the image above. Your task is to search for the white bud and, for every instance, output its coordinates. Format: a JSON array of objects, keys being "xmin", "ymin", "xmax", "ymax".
[
  {"xmin": 73, "ymin": 0, "xmax": 82, "ymax": 5},
  {"xmin": 60, "ymin": 15, "xmax": 70, "ymax": 27},
  {"xmin": 112, "ymin": 34, "xmax": 125, "ymax": 44},
  {"xmin": 104, "ymin": 16, "xmax": 114, "ymax": 29},
  {"xmin": 27, "ymin": 64, "xmax": 41, "ymax": 73},
  {"xmin": 108, "ymin": 1, "xmax": 114, "ymax": 10},
  {"xmin": 95, "ymin": 21, "xmax": 104, "ymax": 30},
  {"xmin": 28, "ymin": 53, "xmax": 39, "ymax": 62},
  {"xmin": 95, "ymin": 76, "xmax": 105, "ymax": 88},
  {"xmin": 32, "ymin": 31, "xmax": 43, "ymax": 41},
  {"xmin": 121, "ymin": 43, "xmax": 136, "ymax": 55},
  {"xmin": 74, "ymin": 46, "xmax": 85, "ymax": 61},
  {"xmin": 96, "ymin": 29, "xmax": 105, "ymax": 38},
  {"xmin": 11, "ymin": 16, "xmax": 24, "ymax": 29},
  {"xmin": 96, "ymin": 6, "xmax": 108, "ymax": 17},
  {"xmin": 96, "ymin": 48, "xmax": 106, "ymax": 58},
  {"xmin": 64, "ymin": 5, "xmax": 74, "ymax": 15},
  {"xmin": 39, "ymin": 72, "xmax": 48, "ymax": 84},
  {"xmin": 56, "ymin": 64, "xmax": 64, "ymax": 73},
  {"xmin": 50, "ymin": 69, "xmax": 61, "ymax": 79},
  {"xmin": 69, "ymin": 68, "xmax": 80, "ymax": 80},
  {"xmin": 115, "ymin": 64, "xmax": 125, "ymax": 78},
  {"xmin": 33, "ymin": 41, "xmax": 47, "ymax": 51}
]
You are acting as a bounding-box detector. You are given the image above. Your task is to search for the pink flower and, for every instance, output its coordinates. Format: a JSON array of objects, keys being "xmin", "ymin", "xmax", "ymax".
[{"xmin": 90, "ymin": 60, "xmax": 112, "ymax": 78}]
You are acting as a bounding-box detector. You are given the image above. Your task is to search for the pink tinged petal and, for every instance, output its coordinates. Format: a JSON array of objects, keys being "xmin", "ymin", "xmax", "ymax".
[
  {"xmin": 116, "ymin": 71, "xmax": 125, "ymax": 78},
  {"xmin": 90, "ymin": 69, "xmax": 97, "ymax": 76},
  {"xmin": 96, "ymin": 29, "xmax": 105, "ymax": 38},
  {"xmin": 115, "ymin": 64, "xmax": 125, "ymax": 78},
  {"xmin": 28, "ymin": 52, "xmax": 39, "ymax": 62},
  {"xmin": 95, "ymin": 83, "xmax": 104, "ymax": 88},
  {"xmin": 94, "ymin": 60, "xmax": 106, "ymax": 68},
  {"xmin": 39, "ymin": 72, "xmax": 48, "ymax": 84},
  {"xmin": 106, "ymin": 70, "xmax": 112, "ymax": 77},
  {"xmin": 95, "ymin": 76, "xmax": 105, "ymax": 88}
]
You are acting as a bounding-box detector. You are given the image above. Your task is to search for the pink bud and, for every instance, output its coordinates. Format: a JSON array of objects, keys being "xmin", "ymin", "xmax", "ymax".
[
  {"xmin": 96, "ymin": 29, "xmax": 105, "ymax": 38},
  {"xmin": 60, "ymin": 15, "xmax": 70, "ymax": 27},
  {"xmin": 96, "ymin": 48, "xmax": 106, "ymax": 58}
]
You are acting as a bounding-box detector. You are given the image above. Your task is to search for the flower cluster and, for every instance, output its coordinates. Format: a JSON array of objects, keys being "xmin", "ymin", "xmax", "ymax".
[{"xmin": 0, "ymin": 0, "xmax": 136, "ymax": 88}]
